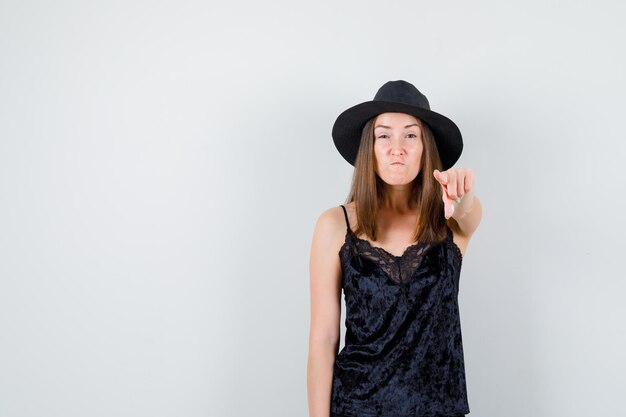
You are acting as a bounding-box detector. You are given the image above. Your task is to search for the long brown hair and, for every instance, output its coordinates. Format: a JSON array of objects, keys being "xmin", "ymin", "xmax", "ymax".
[{"xmin": 344, "ymin": 115, "xmax": 448, "ymax": 244}]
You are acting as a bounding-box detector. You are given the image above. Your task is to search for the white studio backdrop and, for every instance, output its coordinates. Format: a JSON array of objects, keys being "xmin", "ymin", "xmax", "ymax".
[{"xmin": 1, "ymin": 1, "xmax": 625, "ymax": 416}]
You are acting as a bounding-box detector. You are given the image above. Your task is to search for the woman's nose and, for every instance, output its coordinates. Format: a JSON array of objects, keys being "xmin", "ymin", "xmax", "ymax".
[{"xmin": 391, "ymin": 141, "xmax": 404, "ymax": 154}]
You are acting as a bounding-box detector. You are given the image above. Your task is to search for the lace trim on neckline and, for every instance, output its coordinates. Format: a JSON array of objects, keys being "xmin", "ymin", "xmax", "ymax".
[
  {"xmin": 349, "ymin": 231, "xmax": 426, "ymax": 259},
  {"xmin": 339, "ymin": 226, "xmax": 462, "ymax": 286}
]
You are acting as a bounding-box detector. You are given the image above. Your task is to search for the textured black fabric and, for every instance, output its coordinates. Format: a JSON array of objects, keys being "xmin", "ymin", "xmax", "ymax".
[{"xmin": 330, "ymin": 205, "xmax": 470, "ymax": 417}]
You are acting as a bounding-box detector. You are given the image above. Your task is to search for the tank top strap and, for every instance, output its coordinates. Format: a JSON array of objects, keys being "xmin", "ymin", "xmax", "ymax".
[
  {"xmin": 340, "ymin": 205, "xmax": 361, "ymax": 264},
  {"xmin": 339, "ymin": 204, "xmax": 351, "ymax": 233}
]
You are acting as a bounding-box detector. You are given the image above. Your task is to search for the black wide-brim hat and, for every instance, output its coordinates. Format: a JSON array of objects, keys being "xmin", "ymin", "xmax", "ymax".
[{"xmin": 332, "ymin": 80, "xmax": 463, "ymax": 171}]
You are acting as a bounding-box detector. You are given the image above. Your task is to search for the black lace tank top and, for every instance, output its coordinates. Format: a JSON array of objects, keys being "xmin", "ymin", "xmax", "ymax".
[{"xmin": 330, "ymin": 205, "xmax": 470, "ymax": 417}]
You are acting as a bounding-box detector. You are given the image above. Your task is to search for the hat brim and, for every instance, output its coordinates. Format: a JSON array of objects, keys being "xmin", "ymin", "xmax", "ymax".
[{"xmin": 332, "ymin": 100, "xmax": 463, "ymax": 170}]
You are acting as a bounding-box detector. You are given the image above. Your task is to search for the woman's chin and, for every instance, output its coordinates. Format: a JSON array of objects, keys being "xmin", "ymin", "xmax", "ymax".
[{"xmin": 381, "ymin": 177, "xmax": 415, "ymax": 186}]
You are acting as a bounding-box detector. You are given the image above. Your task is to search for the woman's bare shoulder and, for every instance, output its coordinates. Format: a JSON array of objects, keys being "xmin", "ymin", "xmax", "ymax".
[
  {"xmin": 312, "ymin": 204, "xmax": 349, "ymax": 248},
  {"xmin": 313, "ymin": 204, "xmax": 351, "ymax": 256},
  {"xmin": 309, "ymin": 205, "xmax": 345, "ymax": 303}
]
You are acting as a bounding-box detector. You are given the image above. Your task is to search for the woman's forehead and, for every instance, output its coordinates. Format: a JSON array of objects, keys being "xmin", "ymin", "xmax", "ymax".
[{"xmin": 374, "ymin": 112, "xmax": 421, "ymax": 126}]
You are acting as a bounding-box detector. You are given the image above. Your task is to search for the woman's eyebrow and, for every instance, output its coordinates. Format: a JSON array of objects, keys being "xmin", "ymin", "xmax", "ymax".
[{"xmin": 374, "ymin": 124, "xmax": 419, "ymax": 129}]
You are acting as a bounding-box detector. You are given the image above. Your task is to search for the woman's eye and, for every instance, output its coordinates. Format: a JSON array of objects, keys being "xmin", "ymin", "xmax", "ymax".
[
  {"xmin": 377, "ymin": 135, "xmax": 389, "ymax": 139},
  {"xmin": 407, "ymin": 133, "xmax": 417, "ymax": 138}
]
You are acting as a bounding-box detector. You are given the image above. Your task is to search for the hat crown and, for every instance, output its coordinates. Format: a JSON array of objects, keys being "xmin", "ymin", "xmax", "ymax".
[{"xmin": 373, "ymin": 80, "xmax": 431, "ymax": 110}]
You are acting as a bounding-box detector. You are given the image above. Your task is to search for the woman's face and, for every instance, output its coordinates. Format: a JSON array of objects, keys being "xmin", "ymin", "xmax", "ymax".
[{"xmin": 373, "ymin": 112, "xmax": 424, "ymax": 185}]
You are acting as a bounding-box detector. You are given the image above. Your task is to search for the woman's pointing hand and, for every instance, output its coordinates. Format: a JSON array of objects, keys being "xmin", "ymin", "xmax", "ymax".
[{"xmin": 433, "ymin": 168, "xmax": 475, "ymax": 220}]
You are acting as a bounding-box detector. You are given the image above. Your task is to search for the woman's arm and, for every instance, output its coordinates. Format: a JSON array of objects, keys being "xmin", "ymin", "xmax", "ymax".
[{"xmin": 307, "ymin": 208, "xmax": 343, "ymax": 417}]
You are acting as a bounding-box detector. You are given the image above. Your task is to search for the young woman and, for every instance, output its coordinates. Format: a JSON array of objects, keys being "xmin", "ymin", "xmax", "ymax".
[{"xmin": 307, "ymin": 80, "xmax": 482, "ymax": 417}]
